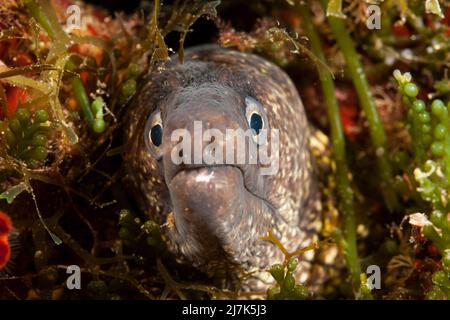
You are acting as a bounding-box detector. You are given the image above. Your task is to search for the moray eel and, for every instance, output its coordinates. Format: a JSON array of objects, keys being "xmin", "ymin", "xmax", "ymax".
[{"xmin": 124, "ymin": 45, "xmax": 322, "ymax": 290}]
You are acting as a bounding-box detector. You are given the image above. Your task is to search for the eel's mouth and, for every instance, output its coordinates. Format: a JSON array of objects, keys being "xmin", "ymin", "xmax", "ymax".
[
  {"xmin": 166, "ymin": 165, "xmax": 276, "ymax": 265},
  {"xmin": 169, "ymin": 164, "xmax": 241, "ymax": 185},
  {"xmin": 169, "ymin": 164, "xmax": 253, "ymax": 194},
  {"xmin": 168, "ymin": 165, "xmax": 252, "ymax": 220}
]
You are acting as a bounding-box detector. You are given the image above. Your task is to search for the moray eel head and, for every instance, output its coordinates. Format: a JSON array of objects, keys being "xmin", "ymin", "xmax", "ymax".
[{"xmin": 124, "ymin": 46, "xmax": 319, "ymax": 282}]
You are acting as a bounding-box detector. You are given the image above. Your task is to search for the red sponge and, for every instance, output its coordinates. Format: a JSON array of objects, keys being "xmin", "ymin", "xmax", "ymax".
[{"xmin": 0, "ymin": 211, "xmax": 12, "ymax": 269}]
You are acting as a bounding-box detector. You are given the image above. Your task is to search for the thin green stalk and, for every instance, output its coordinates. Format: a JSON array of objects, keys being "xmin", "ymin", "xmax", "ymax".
[
  {"xmin": 320, "ymin": 0, "xmax": 398, "ymax": 211},
  {"xmin": 24, "ymin": 0, "xmax": 95, "ymax": 131},
  {"xmin": 23, "ymin": 0, "xmax": 57, "ymax": 39},
  {"xmin": 24, "ymin": 0, "xmax": 70, "ymax": 57},
  {"xmin": 297, "ymin": 2, "xmax": 361, "ymax": 293},
  {"xmin": 66, "ymin": 60, "xmax": 95, "ymax": 127}
]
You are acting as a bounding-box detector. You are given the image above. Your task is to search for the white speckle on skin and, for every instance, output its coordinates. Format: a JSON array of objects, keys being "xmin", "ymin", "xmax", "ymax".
[{"xmin": 195, "ymin": 170, "xmax": 215, "ymax": 183}]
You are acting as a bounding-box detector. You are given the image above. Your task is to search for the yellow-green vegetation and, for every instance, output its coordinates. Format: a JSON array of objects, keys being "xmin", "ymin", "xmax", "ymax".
[
  {"xmin": 394, "ymin": 70, "xmax": 450, "ymax": 299},
  {"xmin": 267, "ymin": 258, "xmax": 310, "ymax": 300},
  {"xmin": 4, "ymin": 108, "xmax": 51, "ymax": 165}
]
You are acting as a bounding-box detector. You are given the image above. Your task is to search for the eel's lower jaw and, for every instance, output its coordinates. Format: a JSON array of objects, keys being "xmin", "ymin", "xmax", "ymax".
[{"xmin": 167, "ymin": 165, "xmax": 275, "ymax": 268}]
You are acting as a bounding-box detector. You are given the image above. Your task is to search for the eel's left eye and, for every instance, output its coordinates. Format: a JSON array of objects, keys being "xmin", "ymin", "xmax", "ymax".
[
  {"xmin": 249, "ymin": 113, "xmax": 263, "ymax": 135},
  {"xmin": 245, "ymin": 96, "xmax": 268, "ymax": 144},
  {"xmin": 145, "ymin": 110, "xmax": 163, "ymax": 159}
]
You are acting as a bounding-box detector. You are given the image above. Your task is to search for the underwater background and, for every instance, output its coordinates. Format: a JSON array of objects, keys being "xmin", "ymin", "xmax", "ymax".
[{"xmin": 0, "ymin": 0, "xmax": 450, "ymax": 300}]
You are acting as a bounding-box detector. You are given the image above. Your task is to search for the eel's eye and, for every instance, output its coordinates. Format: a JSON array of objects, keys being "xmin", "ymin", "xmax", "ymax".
[
  {"xmin": 145, "ymin": 110, "xmax": 163, "ymax": 159},
  {"xmin": 245, "ymin": 96, "xmax": 268, "ymax": 144},
  {"xmin": 150, "ymin": 124, "xmax": 163, "ymax": 147},
  {"xmin": 249, "ymin": 113, "xmax": 263, "ymax": 135}
]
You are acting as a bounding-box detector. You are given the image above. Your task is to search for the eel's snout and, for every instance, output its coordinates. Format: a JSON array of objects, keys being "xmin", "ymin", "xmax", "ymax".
[
  {"xmin": 161, "ymin": 85, "xmax": 246, "ymax": 222},
  {"xmin": 159, "ymin": 85, "xmax": 268, "ymax": 264},
  {"xmin": 168, "ymin": 165, "xmax": 244, "ymax": 242},
  {"xmin": 161, "ymin": 85, "xmax": 246, "ymax": 185}
]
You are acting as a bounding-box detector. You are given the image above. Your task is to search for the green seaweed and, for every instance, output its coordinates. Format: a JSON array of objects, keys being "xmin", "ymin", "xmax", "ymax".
[
  {"xmin": 4, "ymin": 108, "xmax": 51, "ymax": 166},
  {"xmin": 267, "ymin": 258, "xmax": 310, "ymax": 300},
  {"xmin": 297, "ymin": 2, "xmax": 361, "ymax": 296},
  {"xmin": 0, "ymin": 181, "xmax": 28, "ymax": 204},
  {"xmin": 395, "ymin": 70, "xmax": 450, "ymax": 298},
  {"xmin": 321, "ymin": 0, "xmax": 398, "ymax": 211}
]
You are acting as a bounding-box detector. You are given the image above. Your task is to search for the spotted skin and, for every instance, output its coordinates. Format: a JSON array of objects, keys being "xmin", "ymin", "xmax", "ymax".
[{"xmin": 123, "ymin": 46, "xmax": 322, "ymax": 290}]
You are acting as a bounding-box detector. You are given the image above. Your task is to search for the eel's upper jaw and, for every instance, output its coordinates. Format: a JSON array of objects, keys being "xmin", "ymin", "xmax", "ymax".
[{"xmin": 167, "ymin": 165, "xmax": 275, "ymax": 266}]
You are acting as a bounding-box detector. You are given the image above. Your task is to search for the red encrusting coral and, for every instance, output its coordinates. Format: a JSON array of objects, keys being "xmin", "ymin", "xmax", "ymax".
[
  {"xmin": 0, "ymin": 211, "xmax": 12, "ymax": 269},
  {"xmin": 5, "ymin": 86, "xmax": 28, "ymax": 118}
]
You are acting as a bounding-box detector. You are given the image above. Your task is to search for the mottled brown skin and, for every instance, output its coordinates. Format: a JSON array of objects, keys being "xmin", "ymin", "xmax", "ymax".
[{"xmin": 123, "ymin": 46, "xmax": 321, "ymax": 289}]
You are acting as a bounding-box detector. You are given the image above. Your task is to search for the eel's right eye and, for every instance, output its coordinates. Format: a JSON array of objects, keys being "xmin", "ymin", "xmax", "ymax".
[
  {"xmin": 145, "ymin": 110, "xmax": 163, "ymax": 159},
  {"xmin": 150, "ymin": 124, "xmax": 163, "ymax": 147}
]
